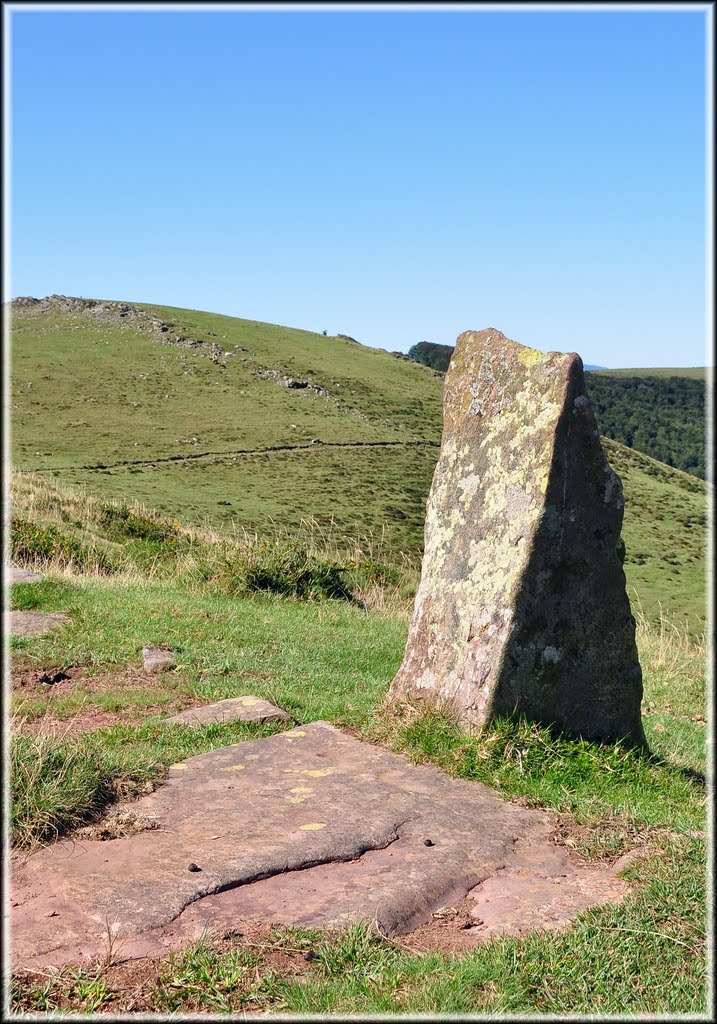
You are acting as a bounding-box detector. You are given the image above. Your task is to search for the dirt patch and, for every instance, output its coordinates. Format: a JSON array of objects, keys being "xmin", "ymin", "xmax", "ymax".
[
  {"xmin": 546, "ymin": 809, "xmax": 696, "ymax": 867},
  {"xmin": 11, "ymin": 662, "xmax": 199, "ymax": 735},
  {"xmin": 10, "ymin": 924, "xmax": 309, "ymax": 1015},
  {"xmin": 396, "ymin": 902, "xmax": 490, "ymax": 956},
  {"xmin": 13, "ymin": 665, "xmax": 84, "ymax": 692},
  {"xmin": 75, "ymin": 808, "xmax": 161, "ymax": 842}
]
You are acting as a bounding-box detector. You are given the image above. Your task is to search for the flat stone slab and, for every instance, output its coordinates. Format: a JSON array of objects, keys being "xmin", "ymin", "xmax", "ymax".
[
  {"xmin": 164, "ymin": 696, "xmax": 292, "ymax": 727},
  {"xmin": 9, "ymin": 565, "xmax": 45, "ymax": 584},
  {"xmin": 9, "ymin": 722, "xmax": 628, "ymax": 969},
  {"xmin": 7, "ymin": 610, "xmax": 69, "ymax": 638}
]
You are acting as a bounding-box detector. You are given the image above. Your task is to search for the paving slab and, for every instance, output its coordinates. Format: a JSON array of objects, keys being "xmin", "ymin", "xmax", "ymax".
[
  {"xmin": 7, "ymin": 610, "xmax": 69, "ymax": 638},
  {"xmin": 163, "ymin": 696, "xmax": 292, "ymax": 727},
  {"xmin": 9, "ymin": 565, "xmax": 45, "ymax": 584},
  {"xmin": 9, "ymin": 722, "xmax": 628, "ymax": 969}
]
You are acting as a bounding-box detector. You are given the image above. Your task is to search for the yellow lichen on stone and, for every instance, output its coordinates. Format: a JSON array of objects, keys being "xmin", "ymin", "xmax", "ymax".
[
  {"xmin": 299, "ymin": 822, "xmax": 327, "ymax": 831},
  {"xmin": 516, "ymin": 346, "xmax": 544, "ymax": 366},
  {"xmin": 221, "ymin": 764, "xmax": 246, "ymax": 772}
]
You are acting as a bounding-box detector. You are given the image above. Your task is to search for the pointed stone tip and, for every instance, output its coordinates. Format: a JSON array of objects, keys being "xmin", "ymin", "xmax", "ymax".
[
  {"xmin": 456, "ymin": 327, "xmax": 506, "ymax": 344},
  {"xmin": 456, "ymin": 331, "xmax": 584, "ymax": 376}
]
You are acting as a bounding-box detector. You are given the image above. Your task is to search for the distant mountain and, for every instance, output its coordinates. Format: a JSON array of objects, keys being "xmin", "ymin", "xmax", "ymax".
[{"xmin": 583, "ymin": 363, "xmax": 607, "ymax": 371}]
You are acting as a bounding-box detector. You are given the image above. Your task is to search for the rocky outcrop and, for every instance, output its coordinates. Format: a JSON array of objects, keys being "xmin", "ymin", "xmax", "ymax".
[
  {"xmin": 389, "ymin": 328, "xmax": 644, "ymax": 746},
  {"xmin": 8, "ymin": 295, "xmax": 234, "ymax": 364}
]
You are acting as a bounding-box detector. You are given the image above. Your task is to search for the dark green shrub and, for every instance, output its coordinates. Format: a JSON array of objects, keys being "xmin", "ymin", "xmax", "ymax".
[
  {"xmin": 97, "ymin": 504, "xmax": 179, "ymax": 544},
  {"xmin": 10, "ymin": 516, "xmax": 119, "ymax": 573},
  {"xmin": 239, "ymin": 542, "xmax": 352, "ymax": 600},
  {"xmin": 349, "ymin": 557, "xmax": 402, "ymax": 588}
]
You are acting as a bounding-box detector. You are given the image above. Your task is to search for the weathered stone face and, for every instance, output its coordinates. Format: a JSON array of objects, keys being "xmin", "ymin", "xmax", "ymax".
[{"xmin": 389, "ymin": 329, "xmax": 644, "ymax": 746}]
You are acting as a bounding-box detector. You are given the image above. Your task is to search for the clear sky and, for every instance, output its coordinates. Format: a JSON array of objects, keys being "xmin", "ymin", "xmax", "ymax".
[{"xmin": 5, "ymin": 3, "xmax": 711, "ymax": 368}]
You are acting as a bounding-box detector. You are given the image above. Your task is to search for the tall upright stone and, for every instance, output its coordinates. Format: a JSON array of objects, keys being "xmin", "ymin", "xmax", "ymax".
[{"xmin": 389, "ymin": 329, "xmax": 644, "ymax": 746}]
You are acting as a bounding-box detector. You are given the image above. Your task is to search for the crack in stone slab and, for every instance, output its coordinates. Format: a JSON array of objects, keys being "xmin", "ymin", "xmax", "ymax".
[{"xmin": 10, "ymin": 723, "xmax": 630, "ymax": 969}]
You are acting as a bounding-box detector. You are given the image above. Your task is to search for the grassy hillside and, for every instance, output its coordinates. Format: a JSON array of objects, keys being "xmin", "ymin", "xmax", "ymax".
[
  {"xmin": 8, "ymin": 300, "xmax": 708, "ymax": 1016},
  {"xmin": 10, "ymin": 296, "xmax": 442, "ymax": 555},
  {"xmin": 9, "ymin": 296, "xmax": 707, "ymax": 631}
]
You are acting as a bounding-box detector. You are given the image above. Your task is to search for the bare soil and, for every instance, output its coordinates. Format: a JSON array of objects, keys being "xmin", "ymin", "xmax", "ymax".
[{"xmin": 11, "ymin": 661, "xmax": 197, "ymax": 734}]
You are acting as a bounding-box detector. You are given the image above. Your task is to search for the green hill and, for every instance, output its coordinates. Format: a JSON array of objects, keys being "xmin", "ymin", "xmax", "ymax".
[{"xmin": 9, "ymin": 296, "xmax": 707, "ymax": 631}]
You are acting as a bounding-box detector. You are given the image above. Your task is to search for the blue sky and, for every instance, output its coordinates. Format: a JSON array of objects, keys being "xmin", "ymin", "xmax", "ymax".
[{"xmin": 6, "ymin": 4, "xmax": 710, "ymax": 367}]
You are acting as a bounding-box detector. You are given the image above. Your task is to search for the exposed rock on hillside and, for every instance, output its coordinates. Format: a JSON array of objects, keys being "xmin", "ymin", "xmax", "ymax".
[{"xmin": 8, "ymin": 295, "xmax": 232, "ymax": 365}]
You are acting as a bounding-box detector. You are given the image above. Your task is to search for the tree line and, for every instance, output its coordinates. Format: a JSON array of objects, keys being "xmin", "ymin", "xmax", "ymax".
[{"xmin": 406, "ymin": 344, "xmax": 705, "ymax": 480}]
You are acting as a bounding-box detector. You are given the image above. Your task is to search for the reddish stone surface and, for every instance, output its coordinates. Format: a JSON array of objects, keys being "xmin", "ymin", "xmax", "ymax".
[
  {"xmin": 9, "ymin": 723, "xmax": 629, "ymax": 970},
  {"xmin": 163, "ymin": 695, "xmax": 291, "ymax": 727}
]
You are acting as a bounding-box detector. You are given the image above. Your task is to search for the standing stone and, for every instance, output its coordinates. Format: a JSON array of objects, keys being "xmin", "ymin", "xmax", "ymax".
[{"xmin": 389, "ymin": 329, "xmax": 644, "ymax": 746}]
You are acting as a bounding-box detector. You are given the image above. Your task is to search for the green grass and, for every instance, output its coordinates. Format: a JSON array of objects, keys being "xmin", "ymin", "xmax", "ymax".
[
  {"xmin": 11, "ymin": 575, "xmax": 406, "ymax": 727},
  {"xmin": 8, "ymin": 298, "xmax": 709, "ymax": 1013},
  {"xmin": 602, "ymin": 440, "xmax": 707, "ymax": 634},
  {"xmin": 9, "ymin": 562, "xmax": 706, "ymax": 1015},
  {"xmin": 10, "ymin": 300, "xmax": 442, "ymax": 471},
  {"xmin": 10, "ymin": 298, "xmax": 708, "ymax": 628}
]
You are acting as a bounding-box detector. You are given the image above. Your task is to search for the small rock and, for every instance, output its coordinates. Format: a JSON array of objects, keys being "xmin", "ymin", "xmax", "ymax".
[
  {"xmin": 423, "ymin": 839, "xmax": 435, "ymax": 847},
  {"xmin": 163, "ymin": 696, "xmax": 291, "ymax": 728},
  {"xmin": 8, "ymin": 611, "xmax": 69, "ymax": 638},
  {"xmin": 187, "ymin": 863, "xmax": 202, "ymax": 873},
  {"xmin": 45, "ymin": 911, "xmax": 59, "ymax": 918},
  {"xmin": 10, "ymin": 565, "xmax": 45, "ymax": 584},
  {"xmin": 303, "ymin": 950, "xmax": 316, "ymax": 961},
  {"xmin": 143, "ymin": 645, "xmax": 176, "ymax": 674}
]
